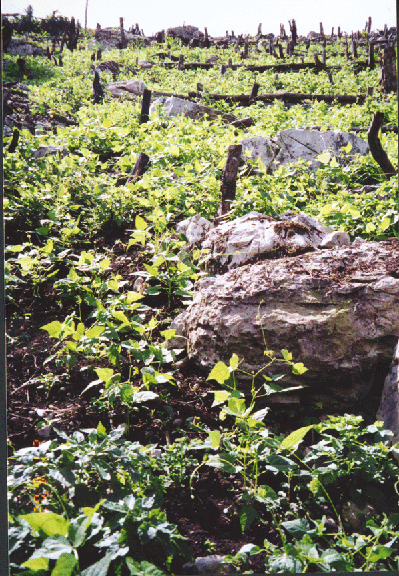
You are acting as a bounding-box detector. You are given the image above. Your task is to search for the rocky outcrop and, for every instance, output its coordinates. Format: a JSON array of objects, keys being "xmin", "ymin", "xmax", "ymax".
[
  {"xmin": 150, "ymin": 96, "xmax": 236, "ymax": 122},
  {"xmin": 177, "ymin": 238, "xmax": 399, "ymax": 408},
  {"xmin": 241, "ymin": 129, "xmax": 369, "ymax": 172},
  {"xmin": 31, "ymin": 145, "xmax": 70, "ymax": 159},
  {"xmin": 377, "ymin": 340, "xmax": 399, "ymax": 445},
  {"xmin": 105, "ymin": 80, "xmax": 146, "ymax": 99},
  {"xmin": 166, "ymin": 26, "xmax": 204, "ymax": 44},
  {"xmin": 177, "ymin": 211, "xmax": 351, "ymax": 274},
  {"xmin": 6, "ymin": 38, "xmax": 45, "ymax": 56}
]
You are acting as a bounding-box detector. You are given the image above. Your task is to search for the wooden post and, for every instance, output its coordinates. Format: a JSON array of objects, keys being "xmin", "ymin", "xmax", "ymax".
[
  {"xmin": 8, "ymin": 128, "xmax": 20, "ymax": 153},
  {"xmin": 352, "ymin": 39, "xmax": 358, "ymax": 59},
  {"xmin": 140, "ymin": 89, "xmax": 152, "ymax": 123},
  {"xmin": 217, "ymin": 144, "xmax": 242, "ymax": 218},
  {"xmin": 85, "ymin": 0, "xmax": 88, "ymax": 32},
  {"xmin": 17, "ymin": 58, "xmax": 26, "ymax": 79},
  {"xmin": 322, "ymin": 46, "xmax": 326, "ymax": 65},
  {"xmin": 380, "ymin": 46, "xmax": 398, "ymax": 93},
  {"xmin": 331, "ymin": 27, "xmax": 334, "ymax": 38},
  {"xmin": 228, "ymin": 57, "xmax": 233, "ymax": 68},
  {"xmin": 126, "ymin": 152, "xmax": 150, "ymax": 184},
  {"xmin": 320, "ymin": 22, "xmax": 324, "ymax": 37},
  {"xmin": 196, "ymin": 82, "xmax": 203, "ymax": 94},
  {"xmin": 249, "ymin": 82, "xmax": 260, "ymax": 100},
  {"xmin": 338, "ymin": 27, "xmax": 341, "ymax": 39},
  {"xmin": 368, "ymin": 42, "xmax": 375, "ymax": 70},
  {"xmin": 119, "ymin": 17, "xmax": 126, "ymax": 48},
  {"xmin": 220, "ymin": 64, "xmax": 227, "ymax": 75},
  {"xmin": 367, "ymin": 112, "xmax": 396, "ymax": 177},
  {"xmin": 96, "ymin": 48, "xmax": 102, "ymax": 60},
  {"xmin": 366, "ymin": 86, "xmax": 374, "ymax": 97},
  {"xmin": 278, "ymin": 44, "xmax": 284, "ymax": 58},
  {"xmin": 289, "ymin": 19, "xmax": 297, "ymax": 46},
  {"xmin": 204, "ymin": 27, "xmax": 210, "ymax": 48},
  {"xmin": 59, "ymin": 55, "xmax": 63, "ymax": 66},
  {"xmin": 178, "ymin": 54, "xmax": 184, "ymax": 70},
  {"xmin": 257, "ymin": 23, "xmax": 262, "ymax": 35},
  {"xmin": 91, "ymin": 52, "xmax": 96, "ymax": 61},
  {"xmin": 345, "ymin": 35, "xmax": 348, "ymax": 58},
  {"xmin": 243, "ymin": 37, "xmax": 249, "ymax": 58},
  {"xmin": 367, "ymin": 17, "xmax": 372, "ymax": 34},
  {"xmin": 93, "ymin": 71, "xmax": 104, "ymax": 103}
]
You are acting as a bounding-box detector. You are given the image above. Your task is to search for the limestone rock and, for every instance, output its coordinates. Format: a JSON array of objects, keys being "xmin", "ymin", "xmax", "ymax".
[
  {"xmin": 183, "ymin": 555, "xmax": 235, "ymax": 575},
  {"xmin": 150, "ymin": 96, "xmax": 236, "ymax": 122},
  {"xmin": 241, "ymin": 129, "xmax": 369, "ymax": 172},
  {"xmin": 200, "ymin": 211, "xmax": 332, "ymax": 273},
  {"xmin": 320, "ymin": 231, "xmax": 351, "ymax": 249},
  {"xmin": 176, "ymin": 214, "xmax": 214, "ymax": 245},
  {"xmin": 181, "ymin": 238, "xmax": 399, "ymax": 408},
  {"xmin": 31, "ymin": 145, "xmax": 70, "ymax": 159},
  {"xmin": 166, "ymin": 26, "xmax": 204, "ymax": 44},
  {"xmin": 7, "ymin": 38, "xmax": 44, "ymax": 56},
  {"xmin": 377, "ymin": 340, "xmax": 399, "ymax": 446},
  {"xmin": 167, "ymin": 311, "xmax": 187, "ymax": 350},
  {"xmin": 106, "ymin": 80, "xmax": 146, "ymax": 99}
]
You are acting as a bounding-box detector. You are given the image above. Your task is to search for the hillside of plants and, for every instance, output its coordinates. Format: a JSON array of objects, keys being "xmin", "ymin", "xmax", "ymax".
[{"xmin": 4, "ymin": 17, "xmax": 399, "ymax": 575}]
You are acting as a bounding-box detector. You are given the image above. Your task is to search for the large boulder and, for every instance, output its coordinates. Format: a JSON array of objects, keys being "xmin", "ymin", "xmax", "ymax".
[
  {"xmin": 166, "ymin": 26, "xmax": 204, "ymax": 44},
  {"xmin": 31, "ymin": 145, "xmax": 70, "ymax": 159},
  {"xmin": 241, "ymin": 129, "xmax": 369, "ymax": 172},
  {"xmin": 105, "ymin": 80, "xmax": 146, "ymax": 99},
  {"xmin": 7, "ymin": 38, "xmax": 44, "ymax": 56},
  {"xmin": 150, "ymin": 96, "xmax": 236, "ymax": 122},
  {"xmin": 377, "ymin": 340, "xmax": 399, "ymax": 446},
  {"xmin": 198, "ymin": 210, "xmax": 347, "ymax": 274},
  {"xmin": 178, "ymin": 238, "xmax": 399, "ymax": 408}
]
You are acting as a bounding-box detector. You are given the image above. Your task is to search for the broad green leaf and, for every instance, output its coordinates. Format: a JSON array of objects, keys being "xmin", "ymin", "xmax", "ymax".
[
  {"xmin": 96, "ymin": 422, "xmax": 107, "ymax": 438},
  {"xmin": 144, "ymin": 264, "xmax": 159, "ymax": 276},
  {"xmin": 380, "ymin": 216, "xmax": 391, "ymax": 230},
  {"xmin": 240, "ymin": 503, "xmax": 258, "ymax": 533},
  {"xmin": 7, "ymin": 244, "xmax": 23, "ymax": 252},
  {"xmin": 317, "ymin": 151, "xmax": 330, "ymax": 164},
  {"xmin": 341, "ymin": 142, "xmax": 352, "ymax": 153},
  {"xmin": 229, "ymin": 353, "xmax": 239, "ymax": 370},
  {"xmin": 208, "ymin": 430, "xmax": 221, "ymax": 448},
  {"xmin": 85, "ymin": 325, "xmax": 105, "ymax": 338},
  {"xmin": 206, "ymin": 453, "xmax": 240, "ymax": 474},
  {"xmin": 281, "ymin": 425, "xmax": 314, "ymax": 450},
  {"xmin": 42, "ymin": 239, "xmax": 54, "ymax": 254},
  {"xmin": 51, "ymin": 553, "xmax": 77, "ymax": 576},
  {"xmin": 19, "ymin": 512, "xmax": 70, "ymax": 537},
  {"xmin": 292, "ymin": 362, "xmax": 308, "ymax": 375},
  {"xmin": 99, "ymin": 258, "xmax": 111, "ymax": 270},
  {"xmin": 281, "ymin": 349, "xmax": 292, "ymax": 361},
  {"xmin": 133, "ymin": 391, "xmax": 158, "ymax": 403},
  {"xmin": 212, "ymin": 390, "xmax": 231, "ymax": 407},
  {"xmin": 153, "ymin": 255, "xmax": 165, "ymax": 267},
  {"xmin": 207, "ymin": 361, "xmax": 230, "ymax": 384},
  {"xmin": 321, "ymin": 203, "xmax": 333, "ymax": 216},
  {"xmin": 95, "ymin": 368, "xmax": 114, "ymax": 382},
  {"xmin": 126, "ymin": 291, "xmax": 144, "ymax": 303},
  {"xmin": 227, "ymin": 397, "xmax": 246, "ymax": 415},
  {"xmin": 135, "ymin": 215, "xmax": 148, "ymax": 230},
  {"xmin": 68, "ymin": 267, "xmax": 79, "ymax": 281},
  {"xmin": 81, "ymin": 552, "xmax": 114, "ymax": 576},
  {"xmin": 281, "ymin": 518, "xmax": 310, "ymax": 538},
  {"xmin": 365, "ymin": 222, "xmax": 376, "ymax": 233},
  {"xmin": 160, "ymin": 329, "xmax": 176, "ymax": 340},
  {"xmin": 41, "ymin": 321, "xmax": 62, "ymax": 339},
  {"xmin": 126, "ymin": 558, "xmax": 168, "ymax": 576},
  {"xmin": 102, "ymin": 118, "xmax": 113, "ymax": 128},
  {"xmin": 113, "ymin": 311, "xmax": 131, "ymax": 326},
  {"xmin": 366, "ymin": 545, "xmax": 393, "ymax": 561},
  {"xmin": 22, "ymin": 556, "xmax": 49, "ymax": 571}
]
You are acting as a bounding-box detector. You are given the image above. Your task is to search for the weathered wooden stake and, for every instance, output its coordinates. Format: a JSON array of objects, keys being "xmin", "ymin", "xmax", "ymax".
[
  {"xmin": 178, "ymin": 54, "xmax": 184, "ymax": 70},
  {"xmin": 338, "ymin": 27, "xmax": 341, "ymax": 38},
  {"xmin": 220, "ymin": 64, "xmax": 227, "ymax": 75},
  {"xmin": 257, "ymin": 23, "xmax": 262, "ymax": 35},
  {"xmin": 8, "ymin": 128, "xmax": 20, "ymax": 153},
  {"xmin": 228, "ymin": 58, "xmax": 233, "ymax": 68},
  {"xmin": 367, "ymin": 112, "xmax": 396, "ymax": 177},
  {"xmin": 59, "ymin": 55, "xmax": 63, "ymax": 66},
  {"xmin": 217, "ymin": 144, "xmax": 242, "ymax": 218},
  {"xmin": 249, "ymin": 82, "xmax": 260, "ymax": 100},
  {"xmin": 380, "ymin": 46, "xmax": 397, "ymax": 93},
  {"xmin": 352, "ymin": 40, "xmax": 358, "ymax": 59},
  {"xmin": 17, "ymin": 58, "xmax": 26, "ymax": 79},
  {"xmin": 320, "ymin": 22, "xmax": 324, "ymax": 37},
  {"xmin": 96, "ymin": 48, "xmax": 102, "ymax": 60},
  {"xmin": 243, "ymin": 38, "xmax": 249, "ymax": 58},
  {"xmin": 366, "ymin": 86, "xmax": 374, "ymax": 97},
  {"xmin": 126, "ymin": 152, "xmax": 150, "ymax": 184},
  {"xmin": 120, "ymin": 17, "xmax": 126, "ymax": 48},
  {"xmin": 91, "ymin": 52, "xmax": 96, "ymax": 61},
  {"xmin": 322, "ymin": 46, "xmax": 326, "ymax": 65},
  {"xmin": 140, "ymin": 89, "xmax": 152, "ymax": 123},
  {"xmin": 368, "ymin": 42, "xmax": 375, "ymax": 70},
  {"xmin": 93, "ymin": 71, "xmax": 104, "ymax": 104}
]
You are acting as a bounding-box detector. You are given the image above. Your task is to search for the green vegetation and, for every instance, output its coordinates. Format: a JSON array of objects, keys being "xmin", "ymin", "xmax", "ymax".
[{"xmin": 5, "ymin": 23, "xmax": 399, "ymax": 574}]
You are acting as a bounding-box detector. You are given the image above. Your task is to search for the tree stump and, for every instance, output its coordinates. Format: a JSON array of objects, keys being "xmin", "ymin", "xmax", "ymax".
[
  {"xmin": 368, "ymin": 42, "xmax": 375, "ymax": 70},
  {"xmin": 126, "ymin": 152, "xmax": 150, "ymax": 184},
  {"xmin": 93, "ymin": 71, "xmax": 104, "ymax": 104}
]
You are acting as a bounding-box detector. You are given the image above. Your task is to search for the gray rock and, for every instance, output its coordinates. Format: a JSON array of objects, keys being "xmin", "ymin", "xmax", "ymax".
[
  {"xmin": 106, "ymin": 80, "xmax": 146, "ymax": 99},
  {"xmin": 377, "ymin": 340, "xmax": 399, "ymax": 446},
  {"xmin": 176, "ymin": 214, "xmax": 214, "ymax": 245},
  {"xmin": 150, "ymin": 96, "xmax": 236, "ymax": 122},
  {"xmin": 166, "ymin": 26, "xmax": 204, "ymax": 44},
  {"xmin": 31, "ymin": 145, "xmax": 70, "ymax": 159},
  {"xmin": 320, "ymin": 231, "xmax": 351, "ymax": 249},
  {"xmin": 7, "ymin": 38, "xmax": 44, "ymax": 56},
  {"xmin": 200, "ymin": 211, "xmax": 332, "ymax": 273},
  {"xmin": 194, "ymin": 555, "xmax": 235, "ymax": 574},
  {"xmin": 241, "ymin": 129, "xmax": 369, "ymax": 172},
  {"xmin": 181, "ymin": 238, "xmax": 399, "ymax": 408},
  {"xmin": 167, "ymin": 311, "xmax": 187, "ymax": 350},
  {"xmin": 341, "ymin": 500, "xmax": 376, "ymax": 530}
]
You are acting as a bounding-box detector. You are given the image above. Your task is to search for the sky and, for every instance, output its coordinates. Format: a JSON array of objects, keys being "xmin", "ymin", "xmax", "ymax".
[{"xmin": 2, "ymin": 0, "xmax": 397, "ymax": 38}]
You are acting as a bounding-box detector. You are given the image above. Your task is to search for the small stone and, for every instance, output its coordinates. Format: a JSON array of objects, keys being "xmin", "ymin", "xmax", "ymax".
[
  {"xmin": 194, "ymin": 555, "xmax": 235, "ymax": 574},
  {"xmin": 320, "ymin": 231, "xmax": 351, "ymax": 249},
  {"xmin": 150, "ymin": 449, "xmax": 162, "ymax": 458}
]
